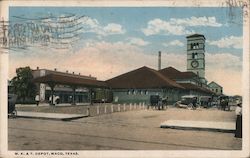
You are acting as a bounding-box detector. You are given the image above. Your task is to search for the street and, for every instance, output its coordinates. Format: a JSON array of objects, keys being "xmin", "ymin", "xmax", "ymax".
[{"xmin": 8, "ymin": 108, "xmax": 242, "ymax": 150}]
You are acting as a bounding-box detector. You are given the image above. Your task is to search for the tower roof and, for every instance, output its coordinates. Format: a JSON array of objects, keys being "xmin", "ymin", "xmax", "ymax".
[{"xmin": 186, "ymin": 34, "xmax": 206, "ymax": 39}]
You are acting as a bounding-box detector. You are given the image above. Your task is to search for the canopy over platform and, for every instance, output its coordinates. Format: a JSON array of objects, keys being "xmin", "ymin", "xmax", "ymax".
[
  {"xmin": 33, "ymin": 73, "xmax": 108, "ymax": 105},
  {"xmin": 33, "ymin": 73, "xmax": 108, "ymax": 88}
]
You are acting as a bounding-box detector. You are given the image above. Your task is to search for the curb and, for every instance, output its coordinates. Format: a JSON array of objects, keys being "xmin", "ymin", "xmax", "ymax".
[
  {"xmin": 160, "ymin": 125, "xmax": 235, "ymax": 133},
  {"xmin": 16, "ymin": 115, "xmax": 89, "ymax": 121}
]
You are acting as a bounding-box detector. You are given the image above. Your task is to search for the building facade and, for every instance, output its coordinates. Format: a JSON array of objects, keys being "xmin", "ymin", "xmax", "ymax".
[
  {"xmin": 208, "ymin": 81, "xmax": 223, "ymax": 96},
  {"xmin": 32, "ymin": 67, "xmax": 96, "ymax": 103},
  {"xmin": 106, "ymin": 66, "xmax": 184, "ymax": 104},
  {"xmin": 31, "ymin": 33, "xmax": 222, "ymax": 105}
]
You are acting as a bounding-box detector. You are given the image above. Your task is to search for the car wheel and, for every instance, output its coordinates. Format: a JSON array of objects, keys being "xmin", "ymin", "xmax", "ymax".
[{"xmin": 187, "ymin": 103, "xmax": 193, "ymax": 109}]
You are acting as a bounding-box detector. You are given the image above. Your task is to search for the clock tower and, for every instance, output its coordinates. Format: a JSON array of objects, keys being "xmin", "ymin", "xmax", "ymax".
[{"xmin": 186, "ymin": 34, "xmax": 206, "ymax": 81}]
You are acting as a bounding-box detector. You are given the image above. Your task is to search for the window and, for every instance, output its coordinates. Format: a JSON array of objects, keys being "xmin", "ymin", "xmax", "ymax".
[
  {"xmin": 216, "ymin": 89, "xmax": 218, "ymax": 93},
  {"xmin": 192, "ymin": 53, "xmax": 198, "ymax": 59},
  {"xmin": 140, "ymin": 90, "xmax": 143, "ymax": 95},
  {"xmin": 191, "ymin": 43, "xmax": 199, "ymax": 50},
  {"xmin": 195, "ymin": 43, "xmax": 199, "ymax": 49},
  {"xmin": 127, "ymin": 90, "xmax": 131, "ymax": 95},
  {"xmin": 144, "ymin": 90, "xmax": 148, "ymax": 95},
  {"xmin": 133, "ymin": 90, "xmax": 136, "ymax": 95}
]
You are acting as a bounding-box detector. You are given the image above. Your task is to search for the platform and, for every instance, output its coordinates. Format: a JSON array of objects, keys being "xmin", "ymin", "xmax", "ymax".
[{"xmin": 160, "ymin": 120, "xmax": 235, "ymax": 133}]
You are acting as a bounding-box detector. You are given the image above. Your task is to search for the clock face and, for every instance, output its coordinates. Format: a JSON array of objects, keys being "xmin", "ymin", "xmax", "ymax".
[{"xmin": 191, "ymin": 60, "xmax": 199, "ymax": 68}]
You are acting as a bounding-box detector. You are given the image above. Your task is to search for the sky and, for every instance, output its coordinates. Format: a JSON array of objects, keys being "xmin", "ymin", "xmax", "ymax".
[{"xmin": 8, "ymin": 7, "xmax": 243, "ymax": 96}]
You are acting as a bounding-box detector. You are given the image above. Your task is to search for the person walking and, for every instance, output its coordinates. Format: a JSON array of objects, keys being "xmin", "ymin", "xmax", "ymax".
[
  {"xmin": 35, "ymin": 94, "xmax": 40, "ymax": 106},
  {"xmin": 235, "ymin": 102, "xmax": 242, "ymax": 138},
  {"xmin": 192, "ymin": 97, "xmax": 197, "ymax": 110}
]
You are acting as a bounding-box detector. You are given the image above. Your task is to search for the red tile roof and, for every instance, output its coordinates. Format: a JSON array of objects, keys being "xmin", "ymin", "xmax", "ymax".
[
  {"xmin": 106, "ymin": 66, "xmax": 184, "ymax": 89},
  {"xmin": 208, "ymin": 81, "xmax": 223, "ymax": 88},
  {"xmin": 33, "ymin": 73, "xmax": 107, "ymax": 88},
  {"xmin": 179, "ymin": 83, "xmax": 214, "ymax": 94},
  {"xmin": 159, "ymin": 67, "xmax": 198, "ymax": 80}
]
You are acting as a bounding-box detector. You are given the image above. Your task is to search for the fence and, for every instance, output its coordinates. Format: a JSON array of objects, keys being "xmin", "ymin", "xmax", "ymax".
[
  {"xmin": 84, "ymin": 102, "xmax": 168, "ymax": 116},
  {"xmin": 85, "ymin": 102, "xmax": 152, "ymax": 117}
]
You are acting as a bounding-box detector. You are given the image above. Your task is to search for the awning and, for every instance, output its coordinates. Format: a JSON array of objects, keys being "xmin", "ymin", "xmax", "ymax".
[{"xmin": 33, "ymin": 73, "xmax": 108, "ymax": 88}]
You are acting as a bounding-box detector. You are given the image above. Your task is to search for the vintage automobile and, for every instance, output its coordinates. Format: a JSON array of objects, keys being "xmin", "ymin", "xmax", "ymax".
[
  {"xmin": 199, "ymin": 96, "xmax": 212, "ymax": 108},
  {"xmin": 8, "ymin": 94, "xmax": 17, "ymax": 117},
  {"xmin": 218, "ymin": 95, "xmax": 230, "ymax": 111},
  {"xmin": 150, "ymin": 95, "xmax": 166, "ymax": 110},
  {"xmin": 175, "ymin": 95, "xmax": 199, "ymax": 109}
]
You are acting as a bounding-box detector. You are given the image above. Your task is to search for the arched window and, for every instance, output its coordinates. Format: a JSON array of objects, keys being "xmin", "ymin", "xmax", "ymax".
[
  {"xmin": 127, "ymin": 90, "xmax": 131, "ymax": 95},
  {"xmin": 192, "ymin": 53, "xmax": 198, "ymax": 59}
]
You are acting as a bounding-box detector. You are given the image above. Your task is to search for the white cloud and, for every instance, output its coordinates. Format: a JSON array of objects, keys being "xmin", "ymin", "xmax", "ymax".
[
  {"xmin": 142, "ymin": 16, "xmax": 222, "ymax": 36},
  {"xmin": 207, "ymin": 36, "xmax": 243, "ymax": 49},
  {"xmin": 127, "ymin": 37, "xmax": 150, "ymax": 46},
  {"xmin": 81, "ymin": 17, "xmax": 125, "ymax": 36},
  {"xmin": 82, "ymin": 17, "xmax": 99, "ymax": 28},
  {"xmin": 206, "ymin": 53, "xmax": 242, "ymax": 95},
  {"xmin": 206, "ymin": 53, "xmax": 242, "ymax": 70},
  {"xmin": 142, "ymin": 18, "xmax": 193, "ymax": 36},
  {"xmin": 163, "ymin": 40, "xmax": 184, "ymax": 47},
  {"xmin": 102, "ymin": 23, "xmax": 126, "ymax": 35},
  {"xmin": 170, "ymin": 16, "xmax": 222, "ymax": 27}
]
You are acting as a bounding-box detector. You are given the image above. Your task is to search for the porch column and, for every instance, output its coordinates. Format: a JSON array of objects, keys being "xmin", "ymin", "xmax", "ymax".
[
  {"xmin": 89, "ymin": 88, "xmax": 93, "ymax": 105},
  {"xmin": 71, "ymin": 85, "xmax": 76, "ymax": 105},
  {"xmin": 48, "ymin": 82, "xmax": 55, "ymax": 106}
]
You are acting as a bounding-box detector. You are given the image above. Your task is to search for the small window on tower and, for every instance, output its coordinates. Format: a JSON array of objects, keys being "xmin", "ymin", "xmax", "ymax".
[
  {"xmin": 191, "ymin": 43, "xmax": 193, "ymax": 50},
  {"xmin": 196, "ymin": 43, "xmax": 199, "ymax": 49},
  {"xmin": 192, "ymin": 53, "xmax": 198, "ymax": 59},
  {"xmin": 194, "ymin": 53, "xmax": 198, "ymax": 59}
]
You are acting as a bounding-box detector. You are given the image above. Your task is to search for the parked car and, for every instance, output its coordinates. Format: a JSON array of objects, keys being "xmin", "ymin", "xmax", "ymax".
[
  {"xmin": 150, "ymin": 95, "xmax": 160, "ymax": 106},
  {"xmin": 175, "ymin": 95, "xmax": 199, "ymax": 109},
  {"xmin": 200, "ymin": 96, "xmax": 212, "ymax": 108},
  {"xmin": 150, "ymin": 95, "xmax": 165, "ymax": 110}
]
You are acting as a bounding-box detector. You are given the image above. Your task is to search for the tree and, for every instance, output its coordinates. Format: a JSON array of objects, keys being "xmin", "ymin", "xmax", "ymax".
[{"xmin": 11, "ymin": 66, "xmax": 37, "ymax": 102}]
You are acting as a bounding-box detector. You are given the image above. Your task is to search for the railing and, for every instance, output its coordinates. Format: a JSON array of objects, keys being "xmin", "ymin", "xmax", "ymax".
[{"xmin": 84, "ymin": 103, "xmax": 168, "ymax": 116}]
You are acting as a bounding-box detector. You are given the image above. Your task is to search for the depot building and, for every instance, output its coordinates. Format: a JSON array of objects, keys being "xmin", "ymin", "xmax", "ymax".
[{"xmin": 33, "ymin": 34, "xmax": 222, "ymax": 105}]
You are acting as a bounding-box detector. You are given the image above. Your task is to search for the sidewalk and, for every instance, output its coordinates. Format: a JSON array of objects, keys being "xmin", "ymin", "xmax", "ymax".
[
  {"xmin": 160, "ymin": 120, "xmax": 235, "ymax": 133},
  {"xmin": 16, "ymin": 111, "xmax": 88, "ymax": 121}
]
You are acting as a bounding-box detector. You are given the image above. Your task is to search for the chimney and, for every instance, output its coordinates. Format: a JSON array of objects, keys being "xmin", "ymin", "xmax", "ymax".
[
  {"xmin": 158, "ymin": 51, "xmax": 161, "ymax": 70},
  {"xmin": 36, "ymin": 66, "xmax": 39, "ymax": 70},
  {"xmin": 73, "ymin": 72, "xmax": 74, "ymax": 74},
  {"xmin": 66, "ymin": 70, "xmax": 68, "ymax": 73},
  {"xmin": 54, "ymin": 68, "xmax": 57, "ymax": 71},
  {"xmin": 79, "ymin": 73, "xmax": 81, "ymax": 75}
]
